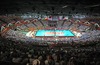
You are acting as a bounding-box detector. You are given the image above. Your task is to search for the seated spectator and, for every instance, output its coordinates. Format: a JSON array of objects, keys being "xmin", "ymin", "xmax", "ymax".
[{"xmin": 32, "ymin": 56, "xmax": 40, "ymax": 65}]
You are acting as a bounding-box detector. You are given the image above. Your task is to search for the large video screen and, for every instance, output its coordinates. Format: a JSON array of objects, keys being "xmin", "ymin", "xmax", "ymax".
[{"xmin": 35, "ymin": 30, "xmax": 75, "ymax": 36}]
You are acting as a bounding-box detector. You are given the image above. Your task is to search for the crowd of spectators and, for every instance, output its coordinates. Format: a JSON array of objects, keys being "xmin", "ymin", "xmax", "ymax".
[
  {"xmin": 0, "ymin": 36, "xmax": 100, "ymax": 65},
  {"xmin": 0, "ymin": 15, "xmax": 100, "ymax": 65}
]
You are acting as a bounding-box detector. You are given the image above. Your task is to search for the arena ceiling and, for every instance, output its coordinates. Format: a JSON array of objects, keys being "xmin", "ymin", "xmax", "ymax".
[{"xmin": 0, "ymin": 0, "xmax": 100, "ymax": 15}]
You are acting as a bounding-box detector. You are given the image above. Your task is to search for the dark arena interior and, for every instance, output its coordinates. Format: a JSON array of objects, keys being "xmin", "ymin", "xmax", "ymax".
[{"xmin": 0, "ymin": 0, "xmax": 100, "ymax": 65}]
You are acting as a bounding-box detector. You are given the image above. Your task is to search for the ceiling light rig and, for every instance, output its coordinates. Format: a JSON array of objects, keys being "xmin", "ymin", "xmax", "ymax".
[
  {"xmin": 84, "ymin": 4, "xmax": 100, "ymax": 8},
  {"xmin": 62, "ymin": 5, "xmax": 68, "ymax": 8}
]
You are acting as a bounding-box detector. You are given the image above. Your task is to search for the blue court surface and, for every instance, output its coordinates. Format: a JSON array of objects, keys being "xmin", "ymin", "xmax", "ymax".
[{"xmin": 35, "ymin": 30, "xmax": 75, "ymax": 36}]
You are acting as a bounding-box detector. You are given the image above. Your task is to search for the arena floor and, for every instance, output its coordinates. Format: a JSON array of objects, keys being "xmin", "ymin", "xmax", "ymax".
[{"xmin": 35, "ymin": 30, "xmax": 75, "ymax": 37}]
